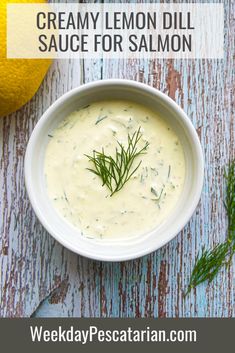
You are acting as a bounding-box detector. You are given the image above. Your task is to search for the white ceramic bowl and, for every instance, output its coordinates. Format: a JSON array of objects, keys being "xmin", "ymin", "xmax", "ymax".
[{"xmin": 25, "ymin": 79, "xmax": 203, "ymax": 261}]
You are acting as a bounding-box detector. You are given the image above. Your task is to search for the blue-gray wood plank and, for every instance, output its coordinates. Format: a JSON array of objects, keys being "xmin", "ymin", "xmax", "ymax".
[{"xmin": 0, "ymin": 0, "xmax": 234, "ymax": 317}]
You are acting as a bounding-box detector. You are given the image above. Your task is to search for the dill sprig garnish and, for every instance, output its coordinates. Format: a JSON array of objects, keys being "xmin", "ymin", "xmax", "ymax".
[
  {"xmin": 85, "ymin": 127, "xmax": 149, "ymax": 196},
  {"xmin": 186, "ymin": 160, "xmax": 235, "ymax": 295}
]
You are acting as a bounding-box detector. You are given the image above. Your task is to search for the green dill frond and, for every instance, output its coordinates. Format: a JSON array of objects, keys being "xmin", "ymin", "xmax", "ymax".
[
  {"xmin": 185, "ymin": 242, "xmax": 230, "ymax": 296},
  {"xmin": 85, "ymin": 127, "xmax": 149, "ymax": 196},
  {"xmin": 224, "ymin": 160, "xmax": 235, "ymax": 244},
  {"xmin": 186, "ymin": 159, "xmax": 235, "ymax": 295}
]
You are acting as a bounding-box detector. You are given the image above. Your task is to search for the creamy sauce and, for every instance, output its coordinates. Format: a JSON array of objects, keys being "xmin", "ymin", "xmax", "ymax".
[{"xmin": 44, "ymin": 100, "xmax": 185, "ymax": 238}]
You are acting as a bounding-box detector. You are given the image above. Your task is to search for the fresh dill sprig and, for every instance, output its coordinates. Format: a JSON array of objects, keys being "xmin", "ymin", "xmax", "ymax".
[
  {"xmin": 186, "ymin": 160, "xmax": 235, "ymax": 295},
  {"xmin": 185, "ymin": 243, "xmax": 230, "ymax": 295},
  {"xmin": 224, "ymin": 160, "xmax": 235, "ymax": 245},
  {"xmin": 85, "ymin": 127, "xmax": 149, "ymax": 196}
]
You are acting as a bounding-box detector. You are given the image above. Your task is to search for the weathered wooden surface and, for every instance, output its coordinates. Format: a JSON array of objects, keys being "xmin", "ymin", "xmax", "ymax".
[{"xmin": 0, "ymin": 0, "xmax": 234, "ymax": 317}]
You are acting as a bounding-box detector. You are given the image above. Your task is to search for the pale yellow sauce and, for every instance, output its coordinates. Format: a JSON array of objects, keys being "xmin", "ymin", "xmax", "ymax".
[{"xmin": 44, "ymin": 100, "xmax": 185, "ymax": 238}]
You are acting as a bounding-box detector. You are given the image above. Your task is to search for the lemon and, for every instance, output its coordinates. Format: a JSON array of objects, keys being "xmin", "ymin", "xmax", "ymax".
[{"xmin": 0, "ymin": 0, "xmax": 52, "ymax": 117}]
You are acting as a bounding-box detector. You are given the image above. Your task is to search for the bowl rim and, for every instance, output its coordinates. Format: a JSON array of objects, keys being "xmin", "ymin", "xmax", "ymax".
[{"xmin": 25, "ymin": 79, "xmax": 204, "ymax": 261}]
